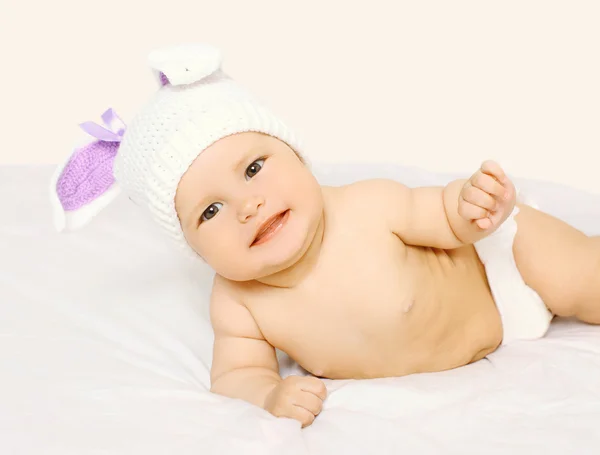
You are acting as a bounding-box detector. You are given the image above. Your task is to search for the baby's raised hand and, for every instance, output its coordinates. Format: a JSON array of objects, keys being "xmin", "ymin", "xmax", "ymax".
[
  {"xmin": 264, "ymin": 375, "xmax": 327, "ymax": 428},
  {"xmin": 458, "ymin": 160, "xmax": 516, "ymax": 231}
]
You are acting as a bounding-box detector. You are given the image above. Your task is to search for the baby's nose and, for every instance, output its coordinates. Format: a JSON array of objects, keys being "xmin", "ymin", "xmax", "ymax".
[{"xmin": 237, "ymin": 195, "xmax": 265, "ymax": 222}]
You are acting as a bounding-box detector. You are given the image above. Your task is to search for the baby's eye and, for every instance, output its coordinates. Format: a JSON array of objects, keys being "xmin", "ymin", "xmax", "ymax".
[
  {"xmin": 245, "ymin": 158, "xmax": 265, "ymax": 180},
  {"xmin": 201, "ymin": 202, "xmax": 223, "ymax": 222}
]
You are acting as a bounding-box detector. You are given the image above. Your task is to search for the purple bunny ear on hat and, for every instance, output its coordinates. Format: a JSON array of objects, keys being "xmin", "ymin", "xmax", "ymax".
[
  {"xmin": 147, "ymin": 43, "xmax": 222, "ymax": 87},
  {"xmin": 50, "ymin": 108, "xmax": 125, "ymax": 232}
]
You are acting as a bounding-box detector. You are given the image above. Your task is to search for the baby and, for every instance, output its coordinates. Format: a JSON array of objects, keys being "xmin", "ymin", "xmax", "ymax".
[{"xmin": 52, "ymin": 44, "xmax": 600, "ymax": 428}]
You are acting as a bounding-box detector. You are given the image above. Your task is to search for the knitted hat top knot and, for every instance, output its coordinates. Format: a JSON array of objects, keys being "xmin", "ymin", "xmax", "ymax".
[
  {"xmin": 149, "ymin": 43, "xmax": 222, "ymax": 86},
  {"xmin": 50, "ymin": 43, "xmax": 304, "ymax": 260}
]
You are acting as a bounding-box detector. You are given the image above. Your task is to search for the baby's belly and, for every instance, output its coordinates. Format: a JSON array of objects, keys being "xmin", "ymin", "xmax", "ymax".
[{"xmin": 263, "ymin": 246, "xmax": 503, "ymax": 380}]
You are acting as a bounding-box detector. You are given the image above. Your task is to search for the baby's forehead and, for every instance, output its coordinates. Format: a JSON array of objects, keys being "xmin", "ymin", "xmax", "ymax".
[
  {"xmin": 190, "ymin": 145, "xmax": 253, "ymax": 177},
  {"xmin": 179, "ymin": 147, "xmax": 243, "ymax": 190},
  {"xmin": 180, "ymin": 131, "xmax": 288, "ymax": 185}
]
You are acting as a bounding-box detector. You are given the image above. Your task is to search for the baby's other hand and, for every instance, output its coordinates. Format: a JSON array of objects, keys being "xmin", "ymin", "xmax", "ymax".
[
  {"xmin": 458, "ymin": 160, "xmax": 516, "ymax": 230},
  {"xmin": 264, "ymin": 375, "xmax": 327, "ymax": 428}
]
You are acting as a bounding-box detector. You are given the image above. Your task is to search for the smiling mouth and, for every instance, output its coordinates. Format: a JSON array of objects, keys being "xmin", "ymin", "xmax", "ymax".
[{"xmin": 251, "ymin": 210, "xmax": 290, "ymax": 246}]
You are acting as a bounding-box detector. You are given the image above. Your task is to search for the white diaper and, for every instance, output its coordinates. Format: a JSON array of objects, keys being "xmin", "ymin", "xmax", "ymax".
[{"xmin": 473, "ymin": 192, "xmax": 554, "ymax": 345}]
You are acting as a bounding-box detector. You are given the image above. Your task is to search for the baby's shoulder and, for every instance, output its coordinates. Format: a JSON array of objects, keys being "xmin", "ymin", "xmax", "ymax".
[
  {"xmin": 340, "ymin": 177, "xmax": 405, "ymax": 194},
  {"xmin": 211, "ymin": 273, "xmax": 255, "ymax": 300},
  {"xmin": 323, "ymin": 178, "xmax": 412, "ymax": 238},
  {"xmin": 210, "ymin": 273, "xmax": 280, "ymax": 308},
  {"xmin": 333, "ymin": 178, "xmax": 410, "ymax": 210}
]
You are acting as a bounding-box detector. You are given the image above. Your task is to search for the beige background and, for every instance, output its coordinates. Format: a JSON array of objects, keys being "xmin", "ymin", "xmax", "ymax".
[{"xmin": 1, "ymin": 0, "xmax": 599, "ymax": 194}]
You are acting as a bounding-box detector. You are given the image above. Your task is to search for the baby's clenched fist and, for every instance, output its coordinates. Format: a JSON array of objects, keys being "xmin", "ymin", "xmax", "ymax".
[
  {"xmin": 264, "ymin": 375, "xmax": 327, "ymax": 428},
  {"xmin": 459, "ymin": 160, "xmax": 517, "ymax": 231}
]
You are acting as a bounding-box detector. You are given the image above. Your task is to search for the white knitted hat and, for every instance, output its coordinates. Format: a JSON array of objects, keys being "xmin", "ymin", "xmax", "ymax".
[{"xmin": 50, "ymin": 43, "xmax": 304, "ymax": 259}]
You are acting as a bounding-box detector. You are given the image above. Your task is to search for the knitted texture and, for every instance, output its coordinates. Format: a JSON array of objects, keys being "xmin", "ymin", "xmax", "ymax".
[
  {"xmin": 110, "ymin": 47, "xmax": 304, "ymax": 259},
  {"xmin": 56, "ymin": 140, "xmax": 119, "ymax": 210},
  {"xmin": 51, "ymin": 44, "xmax": 304, "ymax": 259}
]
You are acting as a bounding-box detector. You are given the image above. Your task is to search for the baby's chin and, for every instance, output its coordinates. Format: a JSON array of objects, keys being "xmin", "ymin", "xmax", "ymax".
[
  {"xmin": 208, "ymin": 236, "xmax": 309, "ymax": 282},
  {"xmin": 214, "ymin": 248, "xmax": 305, "ymax": 282}
]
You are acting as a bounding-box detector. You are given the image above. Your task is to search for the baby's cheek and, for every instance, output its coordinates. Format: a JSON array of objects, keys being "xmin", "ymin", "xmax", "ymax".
[
  {"xmin": 189, "ymin": 241, "xmax": 205, "ymax": 260},
  {"xmin": 180, "ymin": 229, "xmax": 211, "ymax": 262},
  {"xmin": 194, "ymin": 236, "xmax": 215, "ymax": 259},
  {"xmin": 197, "ymin": 235, "xmax": 233, "ymax": 266}
]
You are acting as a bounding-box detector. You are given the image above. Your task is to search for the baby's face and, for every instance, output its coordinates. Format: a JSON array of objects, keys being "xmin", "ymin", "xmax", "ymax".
[{"xmin": 175, "ymin": 132, "xmax": 324, "ymax": 281}]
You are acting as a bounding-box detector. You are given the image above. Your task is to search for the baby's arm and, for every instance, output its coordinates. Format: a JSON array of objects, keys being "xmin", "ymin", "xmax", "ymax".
[
  {"xmin": 209, "ymin": 276, "xmax": 327, "ymax": 427},
  {"xmin": 209, "ymin": 275, "xmax": 281, "ymax": 408},
  {"xmin": 378, "ymin": 180, "xmax": 467, "ymax": 248},
  {"xmin": 367, "ymin": 161, "xmax": 515, "ymax": 248}
]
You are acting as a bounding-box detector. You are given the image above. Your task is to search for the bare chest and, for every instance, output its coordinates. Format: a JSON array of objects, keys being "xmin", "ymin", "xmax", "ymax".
[
  {"xmin": 244, "ymin": 233, "xmax": 421, "ymax": 377},
  {"xmin": 244, "ymin": 245, "xmax": 502, "ymax": 379}
]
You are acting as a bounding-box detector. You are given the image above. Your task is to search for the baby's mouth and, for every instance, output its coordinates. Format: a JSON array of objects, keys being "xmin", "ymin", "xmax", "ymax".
[{"xmin": 251, "ymin": 210, "xmax": 290, "ymax": 246}]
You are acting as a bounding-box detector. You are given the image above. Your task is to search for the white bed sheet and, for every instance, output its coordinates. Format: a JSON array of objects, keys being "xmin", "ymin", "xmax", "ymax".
[{"xmin": 1, "ymin": 164, "xmax": 600, "ymax": 455}]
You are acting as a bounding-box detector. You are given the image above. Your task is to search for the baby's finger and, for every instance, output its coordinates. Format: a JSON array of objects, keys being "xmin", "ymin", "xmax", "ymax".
[
  {"xmin": 475, "ymin": 217, "xmax": 492, "ymax": 230},
  {"xmin": 299, "ymin": 378, "xmax": 327, "ymax": 401},
  {"xmin": 458, "ymin": 198, "xmax": 488, "ymax": 221},
  {"xmin": 480, "ymin": 160, "xmax": 507, "ymax": 183},
  {"xmin": 462, "ymin": 185, "xmax": 497, "ymax": 211},
  {"xmin": 291, "ymin": 405, "xmax": 316, "ymax": 428},
  {"xmin": 294, "ymin": 391, "xmax": 324, "ymax": 416},
  {"xmin": 471, "ymin": 171, "xmax": 505, "ymax": 198}
]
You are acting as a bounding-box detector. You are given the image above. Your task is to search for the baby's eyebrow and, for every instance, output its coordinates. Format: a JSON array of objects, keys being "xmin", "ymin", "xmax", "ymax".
[{"xmin": 233, "ymin": 147, "xmax": 262, "ymax": 173}]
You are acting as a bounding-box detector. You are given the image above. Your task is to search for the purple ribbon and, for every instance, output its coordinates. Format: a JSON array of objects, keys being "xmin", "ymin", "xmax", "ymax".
[{"xmin": 79, "ymin": 108, "xmax": 126, "ymax": 142}]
